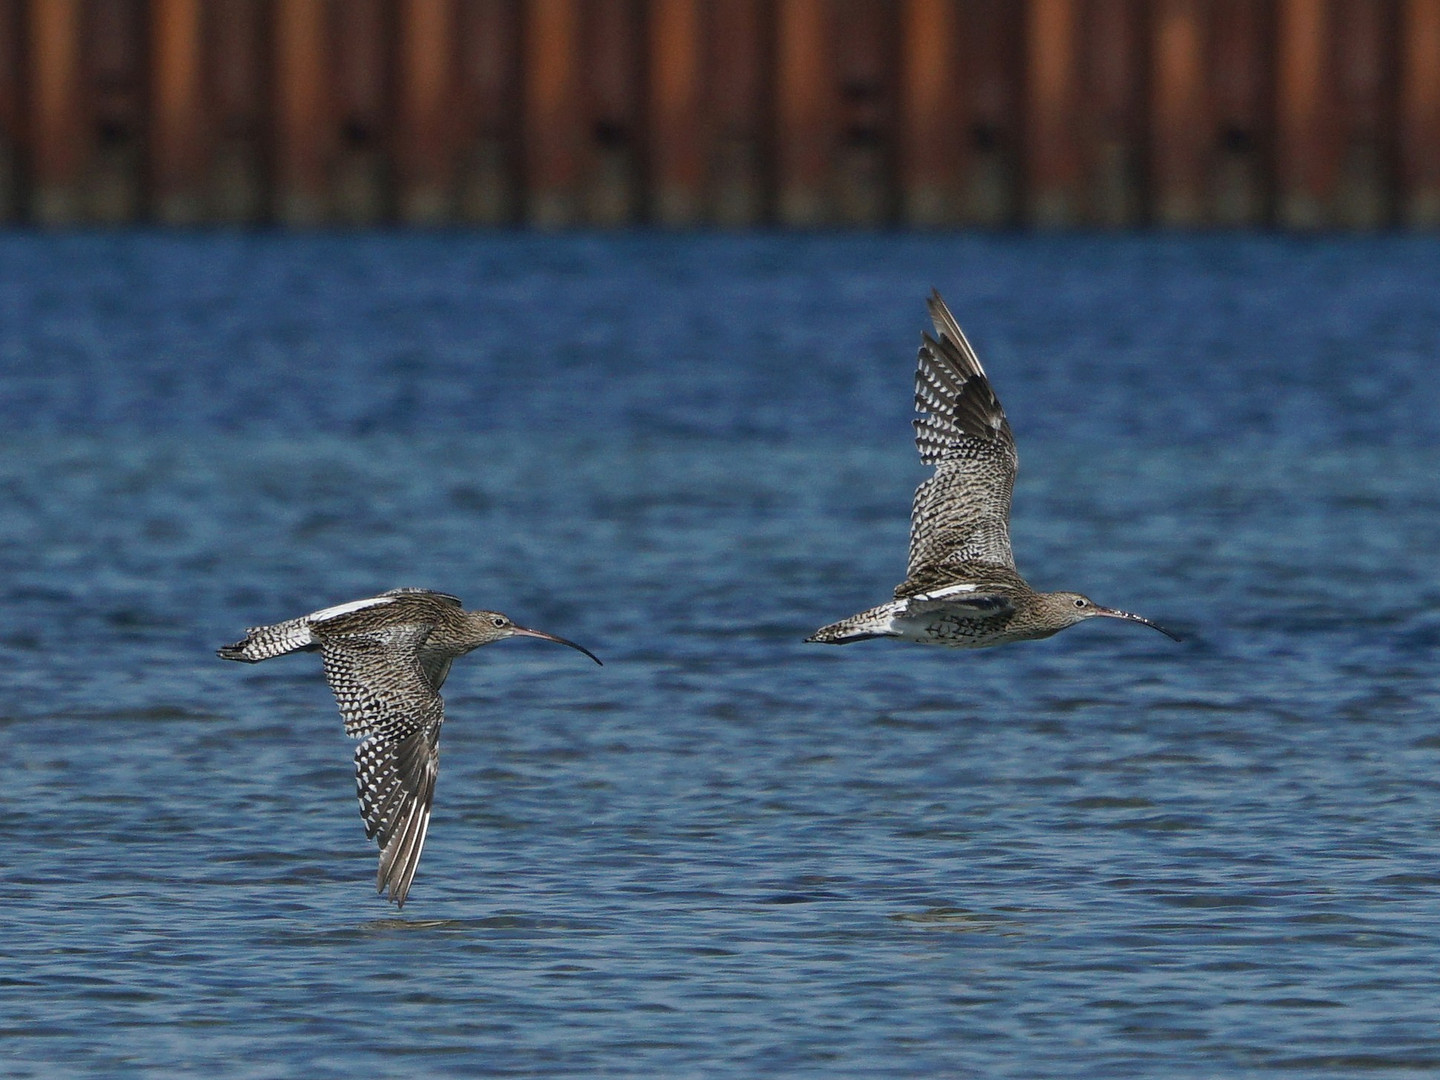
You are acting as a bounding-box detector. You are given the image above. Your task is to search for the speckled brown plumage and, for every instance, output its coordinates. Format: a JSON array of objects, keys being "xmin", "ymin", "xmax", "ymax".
[
  {"xmin": 903, "ymin": 291, "xmax": 1018, "ymax": 592},
  {"xmin": 219, "ymin": 587, "xmax": 600, "ymax": 908},
  {"xmin": 807, "ymin": 293, "xmax": 1179, "ymax": 650}
]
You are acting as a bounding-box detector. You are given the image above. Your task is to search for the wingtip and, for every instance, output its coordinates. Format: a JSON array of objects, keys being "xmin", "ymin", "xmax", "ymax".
[
  {"xmin": 378, "ymin": 852, "xmax": 416, "ymax": 910},
  {"xmin": 919, "ymin": 291, "xmax": 976, "ymax": 365}
]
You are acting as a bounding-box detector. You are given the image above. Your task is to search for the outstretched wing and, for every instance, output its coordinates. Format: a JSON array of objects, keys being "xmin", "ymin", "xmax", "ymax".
[
  {"xmin": 900, "ymin": 291, "xmax": 1019, "ymax": 597},
  {"xmin": 320, "ymin": 623, "xmax": 444, "ymax": 908},
  {"xmin": 356, "ymin": 710, "xmax": 442, "ymax": 908}
]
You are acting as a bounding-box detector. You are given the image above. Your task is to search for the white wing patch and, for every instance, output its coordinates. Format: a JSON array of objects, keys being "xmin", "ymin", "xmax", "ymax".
[
  {"xmin": 309, "ymin": 596, "xmax": 398, "ymax": 623},
  {"xmin": 912, "ymin": 582, "xmax": 981, "ymax": 601}
]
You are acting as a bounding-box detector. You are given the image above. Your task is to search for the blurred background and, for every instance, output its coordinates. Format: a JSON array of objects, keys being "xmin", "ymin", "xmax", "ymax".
[{"xmin": 1, "ymin": 0, "xmax": 1438, "ymax": 230}]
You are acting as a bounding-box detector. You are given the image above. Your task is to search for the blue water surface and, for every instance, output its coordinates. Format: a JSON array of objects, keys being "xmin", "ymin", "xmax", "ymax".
[{"xmin": 1, "ymin": 231, "xmax": 1438, "ymax": 1078}]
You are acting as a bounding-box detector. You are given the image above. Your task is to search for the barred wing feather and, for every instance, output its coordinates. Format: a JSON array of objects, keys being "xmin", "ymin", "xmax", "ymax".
[
  {"xmin": 902, "ymin": 292, "xmax": 1019, "ymax": 595},
  {"xmin": 320, "ymin": 624, "xmax": 445, "ymax": 908}
]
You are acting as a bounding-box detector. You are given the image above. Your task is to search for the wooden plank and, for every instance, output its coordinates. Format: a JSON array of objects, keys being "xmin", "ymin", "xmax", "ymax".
[
  {"xmin": 1026, "ymin": 0, "xmax": 1080, "ymax": 226},
  {"xmin": 1150, "ymin": 0, "xmax": 1207, "ymax": 226},
  {"xmin": 775, "ymin": 0, "xmax": 830, "ymax": 225},
  {"xmin": 331, "ymin": 0, "xmax": 390, "ymax": 224},
  {"xmin": 1081, "ymin": 0, "xmax": 1144, "ymax": 226},
  {"xmin": 457, "ymin": 0, "xmax": 521, "ymax": 224},
  {"xmin": 398, "ymin": 0, "xmax": 455, "ymax": 223},
  {"xmin": 585, "ymin": 0, "xmax": 642, "ymax": 225},
  {"xmin": 1275, "ymin": 0, "xmax": 1332, "ymax": 228},
  {"xmin": 206, "ymin": 0, "xmax": 269, "ymax": 223},
  {"xmin": 274, "ymin": 0, "xmax": 329, "ymax": 224},
  {"xmin": 649, "ymin": 0, "xmax": 704, "ymax": 225},
  {"xmin": 1210, "ymin": 0, "xmax": 1273, "ymax": 225},
  {"xmin": 1332, "ymin": 0, "xmax": 1395, "ymax": 227},
  {"xmin": 85, "ymin": 0, "xmax": 146, "ymax": 222},
  {"xmin": 28, "ymin": 0, "xmax": 84, "ymax": 223},
  {"xmin": 959, "ymin": 0, "xmax": 1022, "ymax": 225},
  {"xmin": 1400, "ymin": 0, "xmax": 1440, "ymax": 225},
  {"xmin": 705, "ymin": 0, "xmax": 769, "ymax": 225},
  {"xmin": 833, "ymin": 0, "xmax": 896, "ymax": 226},
  {"xmin": 151, "ymin": 0, "xmax": 206, "ymax": 223},
  {"xmin": 524, "ymin": 0, "xmax": 583, "ymax": 226},
  {"xmin": 0, "ymin": 0, "xmax": 22, "ymax": 220},
  {"xmin": 899, "ymin": 0, "xmax": 960, "ymax": 226}
]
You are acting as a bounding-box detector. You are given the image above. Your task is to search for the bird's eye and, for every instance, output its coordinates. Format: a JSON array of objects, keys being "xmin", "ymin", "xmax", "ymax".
[
  {"xmin": 1074, "ymin": 598, "xmax": 1087, "ymax": 608},
  {"xmin": 492, "ymin": 617, "xmax": 507, "ymax": 628}
]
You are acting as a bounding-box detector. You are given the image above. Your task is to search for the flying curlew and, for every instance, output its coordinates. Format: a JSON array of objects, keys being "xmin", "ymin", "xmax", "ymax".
[
  {"xmin": 807, "ymin": 292, "xmax": 1179, "ymax": 650},
  {"xmin": 219, "ymin": 587, "xmax": 600, "ymax": 908}
]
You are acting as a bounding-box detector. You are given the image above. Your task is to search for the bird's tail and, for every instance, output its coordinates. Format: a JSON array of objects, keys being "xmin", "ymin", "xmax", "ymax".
[
  {"xmin": 217, "ymin": 617, "xmax": 318, "ymax": 663},
  {"xmin": 805, "ymin": 602, "xmax": 905, "ymax": 645}
]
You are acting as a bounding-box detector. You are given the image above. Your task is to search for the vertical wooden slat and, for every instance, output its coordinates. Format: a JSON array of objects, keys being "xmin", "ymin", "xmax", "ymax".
[
  {"xmin": 960, "ymin": 0, "xmax": 1023, "ymax": 225},
  {"xmin": 0, "ymin": 0, "xmax": 23, "ymax": 219},
  {"xmin": 775, "ymin": 0, "xmax": 830, "ymax": 225},
  {"xmin": 1275, "ymin": 0, "xmax": 1331, "ymax": 227},
  {"xmin": 1083, "ymin": 0, "xmax": 1145, "ymax": 226},
  {"xmin": 207, "ymin": 0, "xmax": 269, "ymax": 223},
  {"xmin": 398, "ymin": 0, "xmax": 454, "ymax": 223},
  {"xmin": 152, "ymin": 0, "xmax": 205, "ymax": 223},
  {"xmin": 457, "ymin": 0, "xmax": 520, "ymax": 223},
  {"xmin": 1027, "ymin": 0, "xmax": 1080, "ymax": 226},
  {"xmin": 29, "ymin": 0, "xmax": 83, "ymax": 223},
  {"xmin": 525, "ymin": 0, "xmax": 582, "ymax": 226},
  {"xmin": 900, "ymin": 0, "xmax": 958, "ymax": 226},
  {"xmin": 86, "ymin": 0, "xmax": 146, "ymax": 222},
  {"xmin": 833, "ymin": 0, "xmax": 896, "ymax": 226},
  {"xmin": 1151, "ymin": 0, "xmax": 1207, "ymax": 225},
  {"xmin": 586, "ymin": 0, "xmax": 642, "ymax": 225},
  {"xmin": 1210, "ymin": 0, "xmax": 1272, "ymax": 225},
  {"xmin": 1400, "ymin": 0, "xmax": 1440, "ymax": 225},
  {"xmin": 706, "ymin": 0, "xmax": 769, "ymax": 225},
  {"xmin": 650, "ymin": 0, "xmax": 703, "ymax": 225},
  {"xmin": 331, "ymin": 0, "xmax": 390, "ymax": 224},
  {"xmin": 275, "ymin": 0, "xmax": 329, "ymax": 224},
  {"xmin": 1332, "ymin": 0, "xmax": 1394, "ymax": 227}
]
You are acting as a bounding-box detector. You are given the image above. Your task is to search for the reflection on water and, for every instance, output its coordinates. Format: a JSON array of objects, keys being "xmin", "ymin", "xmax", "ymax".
[{"xmin": 1, "ymin": 233, "xmax": 1439, "ymax": 1077}]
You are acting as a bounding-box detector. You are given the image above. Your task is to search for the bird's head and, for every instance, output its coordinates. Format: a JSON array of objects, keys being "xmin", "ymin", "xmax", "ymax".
[
  {"xmin": 1042, "ymin": 593, "xmax": 1181, "ymax": 642},
  {"xmin": 471, "ymin": 611, "xmax": 603, "ymax": 664}
]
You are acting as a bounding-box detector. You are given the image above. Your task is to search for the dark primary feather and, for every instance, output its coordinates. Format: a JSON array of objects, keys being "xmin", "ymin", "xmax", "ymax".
[
  {"xmin": 358, "ymin": 718, "xmax": 441, "ymax": 907},
  {"xmin": 913, "ymin": 291, "xmax": 1012, "ymax": 464},
  {"xmin": 902, "ymin": 292, "xmax": 1021, "ymax": 593}
]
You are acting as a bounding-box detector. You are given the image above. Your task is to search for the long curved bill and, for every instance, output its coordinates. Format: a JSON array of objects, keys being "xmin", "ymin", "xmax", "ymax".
[
  {"xmin": 512, "ymin": 625, "xmax": 603, "ymax": 665},
  {"xmin": 1094, "ymin": 607, "xmax": 1182, "ymax": 642}
]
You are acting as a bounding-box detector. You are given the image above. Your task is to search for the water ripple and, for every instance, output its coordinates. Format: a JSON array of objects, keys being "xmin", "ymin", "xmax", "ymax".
[{"xmin": 2, "ymin": 234, "xmax": 1438, "ymax": 1078}]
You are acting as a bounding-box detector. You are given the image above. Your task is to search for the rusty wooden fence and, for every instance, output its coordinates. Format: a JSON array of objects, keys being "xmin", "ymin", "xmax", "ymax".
[{"xmin": 1, "ymin": 0, "xmax": 1439, "ymax": 228}]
